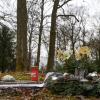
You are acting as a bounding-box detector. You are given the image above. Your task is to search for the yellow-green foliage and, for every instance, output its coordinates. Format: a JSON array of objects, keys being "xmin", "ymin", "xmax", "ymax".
[
  {"xmin": 14, "ymin": 72, "xmax": 31, "ymax": 80},
  {"xmin": 39, "ymin": 76, "xmax": 45, "ymax": 81}
]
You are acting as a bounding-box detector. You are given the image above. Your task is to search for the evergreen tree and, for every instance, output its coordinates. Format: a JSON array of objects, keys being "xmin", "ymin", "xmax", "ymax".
[{"xmin": 0, "ymin": 26, "xmax": 15, "ymax": 73}]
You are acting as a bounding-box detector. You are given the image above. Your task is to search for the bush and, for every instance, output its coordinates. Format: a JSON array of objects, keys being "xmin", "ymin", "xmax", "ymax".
[
  {"xmin": 64, "ymin": 56, "xmax": 79, "ymax": 74},
  {"xmin": 46, "ymin": 79, "xmax": 100, "ymax": 97},
  {"xmin": 47, "ymin": 80, "xmax": 83, "ymax": 95},
  {"xmin": 39, "ymin": 75, "xmax": 45, "ymax": 81},
  {"xmin": 64, "ymin": 56, "xmax": 99, "ymax": 74},
  {"xmin": 91, "ymin": 82, "xmax": 100, "ymax": 97}
]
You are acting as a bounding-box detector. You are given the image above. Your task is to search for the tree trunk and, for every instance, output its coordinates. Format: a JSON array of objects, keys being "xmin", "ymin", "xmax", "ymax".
[
  {"xmin": 99, "ymin": 48, "xmax": 100, "ymax": 67},
  {"xmin": 35, "ymin": 0, "xmax": 44, "ymax": 66},
  {"xmin": 71, "ymin": 25, "xmax": 75, "ymax": 57},
  {"xmin": 47, "ymin": 0, "xmax": 60, "ymax": 71},
  {"xmin": 16, "ymin": 0, "xmax": 28, "ymax": 71},
  {"xmin": 82, "ymin": 30, "xmax": 86, "ymax": 46},
  {"xmin": 28, "ymin": 27, "xmax": 33, "ymax": 70}
]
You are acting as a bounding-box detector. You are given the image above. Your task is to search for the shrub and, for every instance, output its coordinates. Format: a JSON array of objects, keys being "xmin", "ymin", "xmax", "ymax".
[
  {"xmin": 39, "ymin": 76, "xmax": 45, "ymax": 81},
  {"xmin": 46, "ymin": 79, "xmax": 100, "ymax": 97},
  {"xmin": 46, "ymin": 80, "xmax": 83, "ymax": 95},
  {"xmin": 64, "ymin": 56, "xmax": 79, "ymax": 74},
  {"xmin": 64, "ymin": 56, "xmax": 99, "ymax": 74}
]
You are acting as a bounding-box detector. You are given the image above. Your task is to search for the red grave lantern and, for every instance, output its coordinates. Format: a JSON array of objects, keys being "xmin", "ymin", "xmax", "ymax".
[{"xmin": 31, "ymin": 67, "xmax": 39, "ymax": 81}]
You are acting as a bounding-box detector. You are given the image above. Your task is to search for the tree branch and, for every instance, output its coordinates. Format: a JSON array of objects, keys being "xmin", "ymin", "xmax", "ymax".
[
  {"xmin": 57, "ymin": 14, "xmax": 79, "ymax": 22},
  {"xmin": 58, "ymin": 0, "xmax": 72, "ymax": 9}
]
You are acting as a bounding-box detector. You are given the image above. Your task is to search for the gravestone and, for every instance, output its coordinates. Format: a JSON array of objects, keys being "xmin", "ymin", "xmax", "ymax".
[{"xmin": 75, "ymin": 68, "xmax": 85, "ymax": 79}]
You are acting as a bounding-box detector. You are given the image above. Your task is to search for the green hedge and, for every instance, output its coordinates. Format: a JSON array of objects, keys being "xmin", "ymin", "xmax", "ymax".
[{"xmin": 46, "ymin": 80, "xmax": 100, "ymax": 97}]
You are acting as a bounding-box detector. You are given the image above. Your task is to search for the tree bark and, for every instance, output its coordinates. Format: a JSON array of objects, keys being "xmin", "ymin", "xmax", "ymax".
[
  {"xmin": 28, "ymin": 25, "xmax": 33, "ymax": 70},
  {"xmin": 47, "ymin": 0, "xmax": 60, "ymax": 71},
  {"xmin": 71, "ymin": 25, "xmax": 75, "ymax": 57},
  {"xmin": 35, "ymin": 0, "xmax": 44, "ymax": 66},
  {"xmin": 99, "ymin": 48, "xmax": 100, "ymax": 67},
  {"xmin": 16, "ymin": 0, "xmax": 28, "ymax": 71}
]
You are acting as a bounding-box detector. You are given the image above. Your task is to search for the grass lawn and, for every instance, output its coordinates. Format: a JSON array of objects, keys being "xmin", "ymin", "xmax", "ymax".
[
  {"xmin": 0, "ymin": 71, "xmax": 45, "ymax": 82},
  {"xmin": 0, "ymin": 72, "xmax": 31, "ymax": 81}
]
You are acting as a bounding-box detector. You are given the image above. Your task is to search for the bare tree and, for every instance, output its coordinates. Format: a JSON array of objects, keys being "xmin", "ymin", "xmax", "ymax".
[
  {"xmin": 35, "ymin": 0, "xmax": 44, "ymax": 66},
  {"xmin": 57, "ymin": 16, "xmax": 80, "ymax": 57},
  {"xmin": 47, "ymin": 0, "xmax": 73, "ymax": 71},
  {"xmin": 89, "ymin": 16, "xmax": 100, "ymax": 67},
  {"xmin": 27, "ymin": 0, "xmax": 40, "ymax": 69}
]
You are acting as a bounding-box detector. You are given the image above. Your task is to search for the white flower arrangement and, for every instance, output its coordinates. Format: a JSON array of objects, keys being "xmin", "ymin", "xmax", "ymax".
[
  {"xmin": 56, "ymin": 49, "xmax": 70, "ymax": 62},
  {"xmin": 1, "ymin": 75, "xmax": 16, "ymax": 82}
]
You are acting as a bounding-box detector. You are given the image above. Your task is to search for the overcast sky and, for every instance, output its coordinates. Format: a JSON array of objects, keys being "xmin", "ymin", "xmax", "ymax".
[
  {"xmin": 0, "ymin": 0, "xmax": 99, "ymax": 25},
  {"xmin": 0, "ymin": 0, "xmax": 100, "ymax": 23},
  {"xmin": 73, "ymin": 0, "xmax": 100, "ymax": 16},
  {"xmin": 0, "ymin": 0, "xmax": 100, "ymax": 16}
]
